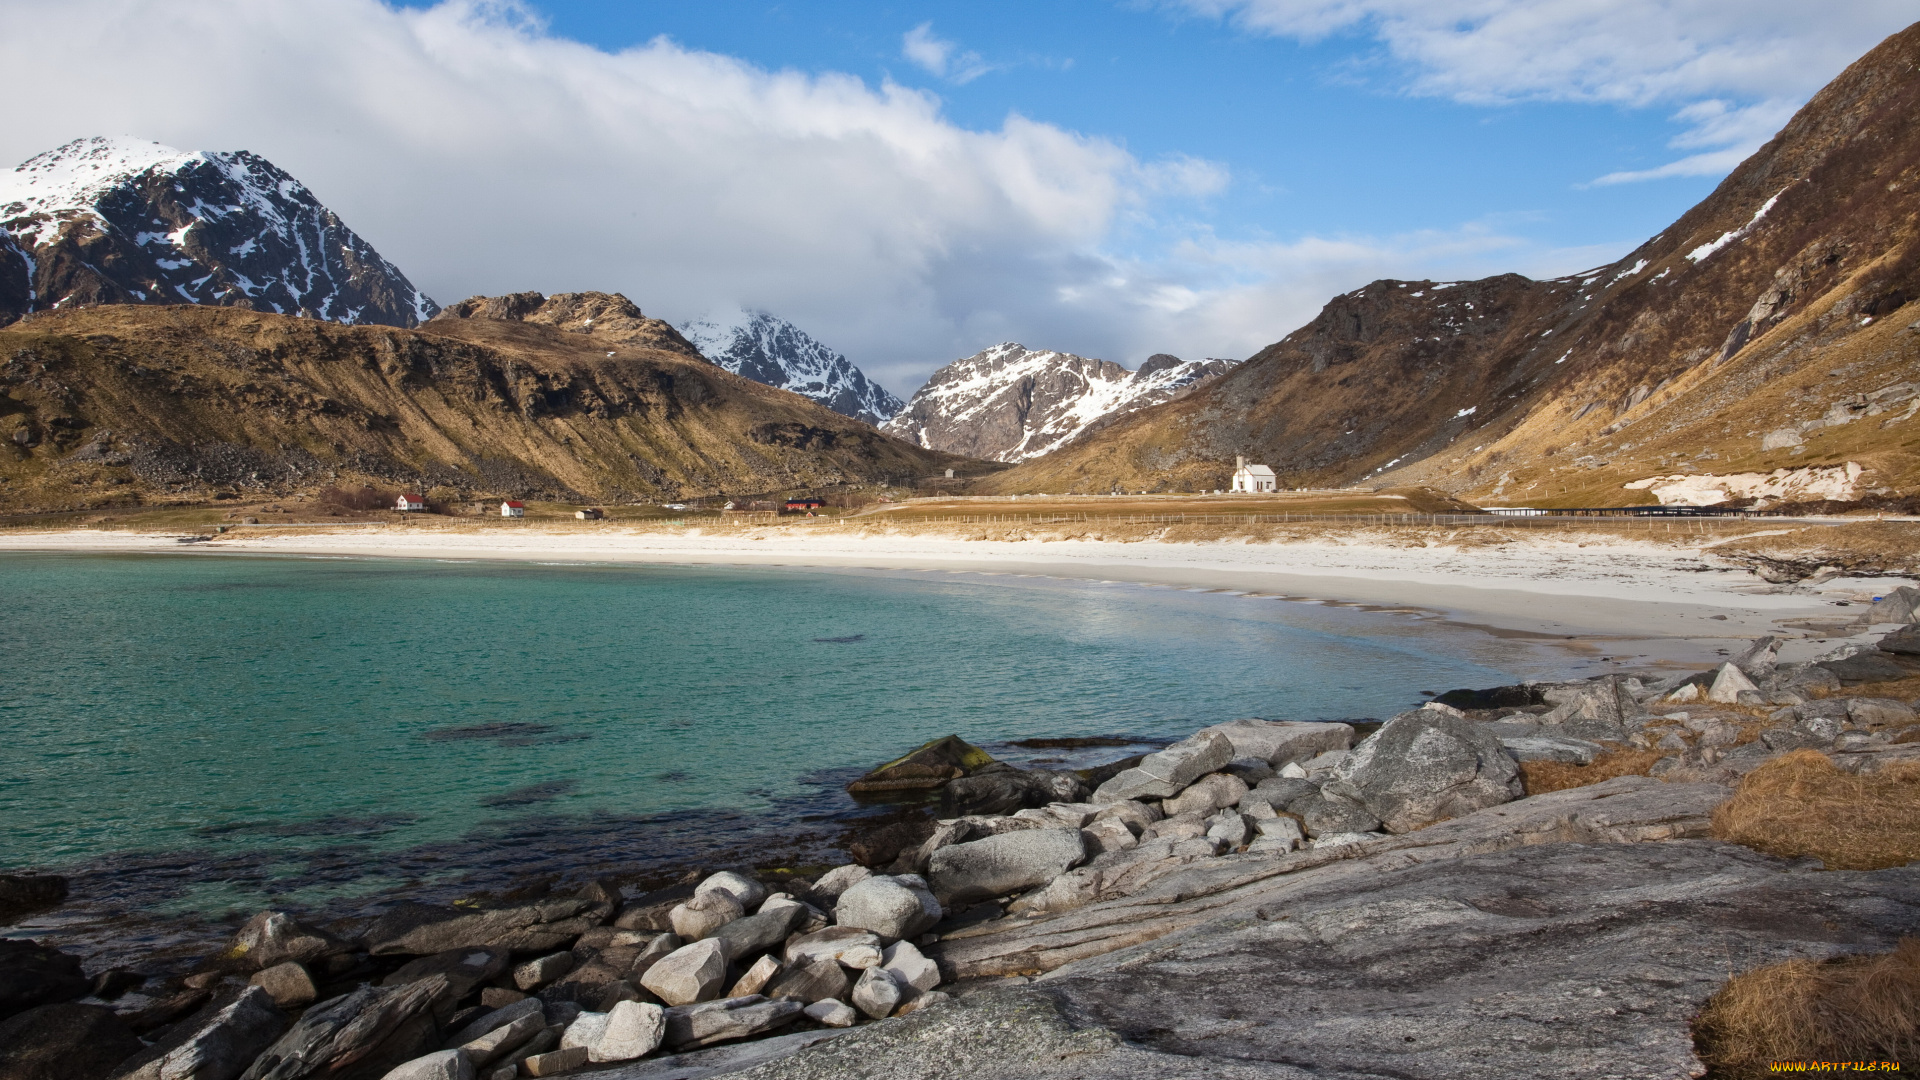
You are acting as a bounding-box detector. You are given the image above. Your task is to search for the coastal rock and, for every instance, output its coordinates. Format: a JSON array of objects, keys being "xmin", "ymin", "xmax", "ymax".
[
  {"xmin": 558, "ymin": 1010, "xmax": 605, "ymax": 1051},
  {"xmin": 1328, "ymin": 709, "xmax": 1523, "ymax": 833},
  {"xmin": 939, "ymin": 765, "xmax": 1086, "ymax": 818},
  {"xmin": 510, "ymin": 952, "xmax": 573, "ymax": 992},
  {"xmin": 846, "ymin": 735, "xmax": 993, "ymax": 795},
  {"xmin": 0, "ymin": 940, "xmax": 89, "ymax": 1021},
  {"xmin": 1080, "ymin": 817, "xmax": 1138, "ymax": 856},
  {"xmin": 783, "ymin": 928, "xmax": 884, "ymax": 970},
  {"xmin": 118, "ymin": 986, "xmax": 289, "ymax": 1080},
  {"xmin": 728, "ymin": 955, "xmax": 783, "ymax": 999},
  {"xmin": 517, "ymin": 1048, "xmax": 585, "ymax": 1078},
  {"xmin": 663, "ymin": 996, "xmax": 803, "ymax": 1050},
  {"xmin": 240, "ymin": 976, "xmax": 447, "ymax": 1080},
  {"xmin": 1879, "ymin": 623, "xmax": 1920, "ymax": 655},
  {"xmin": 1090, "ymin": 799, "xmax": 1160, "ymax": 833},
  {"xmin": 443, "ymin": 999, "xmax": 544, "ymax": 1050},
  {"xmin": 248, "ymin": 963, "xmax": 317, "ymax": 1008},
  {"xmin": 1870, "ymin": 586, "xmax": 1920, "ymax": 624},
  {"xmin": 1707, "ymin": 663, "xmax": 1761, "ymax": 704},
  {"xmin": 1204, "ymin": 810, "xmax": 1250, "ymax": 850},
  {"xmin": 226, "ymin": 913, "xmax": 344, "ymax": 970},
  {"xmin": 927, "ymin": 829, "xmax": 1087, "ymax": 907},
  {"xmin": 382, "ymin": 948, "xmax": 509, "ymax": 1003},
  {"xmin": 833, "ymin": 877, "xmax": 942, "ymax": 943},
  {"xmin": 801, "ymin": 1000, "xmax": 857, "ymax": 1028},
  {"xmin": 1820, "ymin": 651, "xmax": 1910, "ymax": 684},
  {"xmin": 1091, "ymin": 732, "xmax": 1235, "ymax": 803},
  {"xmin": 1250, "ymin": 815, "xmax": 1306, "ymax": 852},
  {"xmin": 711, "ymin": 904, "xmax": 807, "ymax": 963},
  {"xmin": 0, "ymin": 1005, "xmax": 143, "ymax": 1080},
  {"xmin": 668, "ymin": 892, "xmax": 743, "ymax": 941},
  {"xmin": 1731, "ymin": 636, "xmax": 1780, "ymax": 678},
  {"xmin": 849, "ymin": 969, "xmax": 901, "ymax": 1020},
  {"xmin": 1246, "ymin": 777, "xmax": 1318, "ymax": 812},
  {"xmin": 587, "ymin": 1000, "xmax": 664, "ymax": 1062},
  {"xmin": 1536, "ymin": 678, "xmax": 1639, "ymax": 739},
  {"xmin": 375, "ymin": 1052, "xmax": 470, "ymax": 1080},
  {"xmin": 0, "ymin": 876, "xmax": 68, "ymax": 926},
  {"xmin": 893, "ymin": 991, "xmax": 950, "ymax": 1017},
  {"xmin": 1198, "ymin": 719, "xmax": 1354, "ymax": 766},
  {"xmin": 879, "ymin": 941, "xmax": 941, "ymax": 994},
  {"xmin": 765, "ymin": 959, "xmax": 850, "ymax": 1005},
  {"xmin": 367, "ymin": 898, "xmax": 595, "ymax": 957},
  {"xmin": 1497, "ymin": 735, "xmax": 1605, "ymax": 765},
  {"xmin": 810, "ymin": 866, "xmax": 873, "ymax": 907},
  {"xmin": 1849, "ymin": 697, "xmax": 1917, "ymax": 728},
  {"xmin": 456, "ymin": 1012, "xmax": 543, "ymax": 1069},
  {"xmin": 637, "ymin": 939, "xmax": 726, "ymax": 1007},
  {"xmin": 611, "ymin": 884, "xmax": 695, "ymax": 935},
  {"xmin": 695, "ymin": 872, "xmax": 768, "ymax": 911},
  {"xmin": 1160, "ymin": 773, "xmax": 1248, "ymax": 817}
]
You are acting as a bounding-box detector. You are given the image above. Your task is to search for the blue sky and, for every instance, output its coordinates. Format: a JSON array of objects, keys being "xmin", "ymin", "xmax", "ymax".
[{"xmin": 3, "ymin": 0, "xmax": 1915, "ymax": 393}]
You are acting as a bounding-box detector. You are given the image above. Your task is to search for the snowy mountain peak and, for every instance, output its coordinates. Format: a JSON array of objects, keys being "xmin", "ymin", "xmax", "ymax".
[
  {"xmin": 0, "ymin": 135, "xmax": 436, "ymax": 327},
  {"xmin": 882, "ymin": 343, "xmax": 1237, "ymax": 462},
  {"xmin": 680, "ymin": 309, "xmax": 903, "ymax": 427}
]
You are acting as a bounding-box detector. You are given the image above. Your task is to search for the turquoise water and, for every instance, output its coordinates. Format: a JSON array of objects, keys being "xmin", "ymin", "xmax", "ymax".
[{"xmin": 1, "ymin": 551, "xmax": 1549, "ymax": 926}]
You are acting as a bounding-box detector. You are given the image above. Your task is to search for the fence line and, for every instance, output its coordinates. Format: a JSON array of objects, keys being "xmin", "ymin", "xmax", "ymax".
[{"xmin": 711, "ymin": 510, "xmax": 1760, "ymax": 530}]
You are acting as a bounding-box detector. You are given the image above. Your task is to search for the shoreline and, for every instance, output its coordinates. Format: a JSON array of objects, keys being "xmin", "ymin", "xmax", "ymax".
[{"xmin": 0, "ymin": 524, "xmax": 1904, "ymax": 670}]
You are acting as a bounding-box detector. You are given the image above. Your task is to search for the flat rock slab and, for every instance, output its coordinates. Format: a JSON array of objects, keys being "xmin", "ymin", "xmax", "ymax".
[{"xmin": 746, "ymin": 843, "xmax": 1920, "ymax": 1079}]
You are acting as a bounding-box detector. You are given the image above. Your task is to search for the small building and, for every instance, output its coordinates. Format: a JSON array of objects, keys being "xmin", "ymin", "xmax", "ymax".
[
  {"xmin": 575, "ymin": 508, "xmax": 605, "ymax": 520},
  {"xmin": 396, "ymin": 493, "xmax": 426, "ymax": 512},
  {"xmin": 500, "ymin": 500, "xmax": 525, "ymax": 518},
  {"xmin": 785, "ymin": 497, "xmax": 825, "ymax": 511},
  {"xmin": 1230, "ymin": 456, "xmax": 1276, "ymax": 493}
]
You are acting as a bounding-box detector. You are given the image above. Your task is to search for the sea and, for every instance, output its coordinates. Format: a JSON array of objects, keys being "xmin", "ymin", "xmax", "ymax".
[{"xmin": 0, "ymin": 550, "xmax": 1572, "ymax": 964}]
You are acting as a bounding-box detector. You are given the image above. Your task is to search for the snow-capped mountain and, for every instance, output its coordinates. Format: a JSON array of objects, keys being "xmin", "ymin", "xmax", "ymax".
[
  {"xmin": 0, "ymin": 136, "xmax": 436, "ymax": 327},
  {"xmin": 882, "ymin": 344, "xmax": 1238, "ymax": 462},
  {"xmin": 679, "ymin": 309, "xmax": 903, "ymax": 427}
]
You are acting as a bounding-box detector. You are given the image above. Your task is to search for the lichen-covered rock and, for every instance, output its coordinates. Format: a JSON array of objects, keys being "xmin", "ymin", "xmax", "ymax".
[{"xmin": 1327, "ymin": 708, "xmax": 1523, "ymax": 833}]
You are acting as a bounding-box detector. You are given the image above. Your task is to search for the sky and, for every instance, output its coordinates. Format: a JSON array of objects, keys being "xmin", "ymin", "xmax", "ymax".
[{"xmin": 0, "ymin": 1, "xmax": 1914, "ymax": 397}]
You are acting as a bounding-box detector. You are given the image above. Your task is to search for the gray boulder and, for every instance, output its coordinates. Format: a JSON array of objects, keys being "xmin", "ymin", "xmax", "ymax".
[
  {"xmin": 375, "ymin": 1052, "xmax": 470, "ymax": 1080},
  {"xmin": 668, "ymin": 891, "xmax": 743, "ymax": 941},
  {"xmin": 241, "ymin": 977, "xmax": 447, "ymax": 1080},
  {"xmin": 1291, "ymin": 792, "xmax": 1380, "ymax": 839},
  {"xmin": 1848, "ymin": 697, "xmax": 1918, "ymax": 728},
  {"xmin": 1870, "ymin": 585, "xmax": 1920, "ymax": 624},
  {"xmin": 939, "ymin": 766, "xmax": 1086, "ymax": 818},
  {"xmin": 809, "ymin": 866, "xmax": 873, "ymax": 907},
  {"xmin": 248, "ymin": 963, "xmax": 317, "ymax": 1008},
  {"xmin": 1498, "ymin": 734, "xmax": 1605, "ymax": 765},
  {"xmin": 802, "ymin": 999, "xmax": 857, "ymax": 1028},
  {"xmin": 455, "ymin": 1012, "xmax": 543, "ymax": 1069},
  {"xmin": 1160, "ymin": 773, "xmax": 1248, "ymax": 817},
  {"xmin": 382, "ymin": 948, "xmax": 508, "ymax": 1004},
  {"xmin": 879, "ymin": 941, "xmax": 940, "ymax": 994},
  {"xmin": 1197, "ymin": 719, "xmax": 1354, "ymax": 766},
  {"xmin": 1535, "ymin": 678, "xmax": 1638, "ymax": 739},
  {"xmin": 833, "ymin": 877, "xmax": 942, "ymax": 943},
  {"xmin": 1091, "ymin": 731, "xmax": 1234, "ymax": 803},
  {"xmin": 637, "ymin": 939, "xmax": 726, "ymax": 1007},
  {"xmin": 784, "ymin": 927, "xmax": 884, "ymax": 970},
  {"xmin": 0, "ymin": 940, "xmax": 90, "ymax": 1022},
  {"xmin": 1326, "ymin": 708, "xmax": 1524, "ymax": 833},
  {"xmin": 765, "ymin": 958, "xmax": 851, "ymax": 1005},
  {"xmin": 928, "ymin": 830, "xmax": 1088, "ymax": 906},
  {"xmin": 587, "ymin": 1000, "xmax": 664, "ymax": 1063},
  {"xmin": 1245, "ymin": 776, "xmax": 1318, "ymax": 812},
  {"xmin": 849, "ymin": 969, "xmax": 901, "ymax": 1020},
  {"xmin": 226, "ymin": 913, "xmax": 345, "ymax": 971},
  {"xmin": 710, "ymin": 904, "xmax": 807, "ymax": 964},
  {"xmin": 510, "ymin": 952, "xmax": 573, "ymax": 992},
  {"xmin": 695, "ymin": 872, "xmax": 768, "ymax": 911},
  {"xmin": 367, "ymin": 897, "xmax": 596, "ymax": 957},
  {"xmin": 1879, "ymin": 623, "xmax": 1920, "ymax": 655},
  {"xmin": 120, "ymin": 986, "xmax": 287, "ymax": 1080},
  {"xmin": 442, "ymin": 998, "xmax": 544, "ymax": 1050},
  {"xmin": 663, "ymin": 996, "xmax": 803, "ymax": 1051}
]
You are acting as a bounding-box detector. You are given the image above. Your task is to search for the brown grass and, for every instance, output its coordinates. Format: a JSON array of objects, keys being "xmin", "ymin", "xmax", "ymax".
[
  {"xmin": 1693, "ymin": 937, "xmax": 1920, "ymax": 1076},
  {"xmin": 1518, "ymin": 746, "xmax": 1667, "ymax": 795},
  {"xmin": 1711, "ymin": 750, "xmax": 1920, "ymax": 871}
]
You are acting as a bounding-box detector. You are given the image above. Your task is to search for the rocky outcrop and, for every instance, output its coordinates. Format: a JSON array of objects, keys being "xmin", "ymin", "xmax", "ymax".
[
  {"xmin": 883, "ymin": 345, "xmax": 1237, "ymax": 462},
  {"xmin": 431, "ymin": 292, "xmax": 703, "ymax": 361},
  {"xmin": 0, "ymin": 136, "xmax": 435, "ymax": 328},
  {"xmin": 1327, "ymin": 707, "xmax": 1525, "ymax": 832},
  {"xmin": 0, "ymin": 1004, "xmax": 143, "ymax": 1080},
  {"xmin": 0, "ymin": 940, "xmax": 90, "ymax": 1021},
  {"xmin": 680, "ymin": 310, "xmax": 904, "ymax": 427}
]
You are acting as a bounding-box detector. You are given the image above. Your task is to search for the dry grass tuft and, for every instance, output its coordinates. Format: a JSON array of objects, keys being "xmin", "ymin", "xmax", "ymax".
[
  {"xmin": 1711, "ymin": 750, "xmax": 1920, "ymax": 871},
  {"xmin": 1518, "ymin": 746, "xmax": 1666, "ymax": 795},
  {"xmin": 1693, "ymin": 937, "xmax": 1920, "ymax": 1076}
]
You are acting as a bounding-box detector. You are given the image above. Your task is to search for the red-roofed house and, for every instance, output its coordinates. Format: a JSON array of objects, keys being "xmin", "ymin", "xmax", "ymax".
[
  {"xmin": 500, "ymin": 500, "xmax": 525, "ymax": 518},
  {"xmin": 396, "ymin": 493, "xmax": 426, "ymax": 512}
]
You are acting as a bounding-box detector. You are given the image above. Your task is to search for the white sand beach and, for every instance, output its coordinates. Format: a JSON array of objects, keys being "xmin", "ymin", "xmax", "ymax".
[{"xmin": 3, "ymin": 524, "xmax": 1904, "ymax": 669}]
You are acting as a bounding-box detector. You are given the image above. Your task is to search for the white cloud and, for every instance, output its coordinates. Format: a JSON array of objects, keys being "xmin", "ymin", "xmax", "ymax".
[
  {"xmin": 1171, "ymin": 0, "xmax": 1914, "ymax": 183},
  {"xmin": 902, "ymin": 22, "xmax": 992, "ymax": 84}
]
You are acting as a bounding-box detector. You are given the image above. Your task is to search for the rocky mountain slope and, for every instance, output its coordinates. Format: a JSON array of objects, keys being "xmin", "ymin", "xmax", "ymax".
[
  {"xmin": 0, "ymin": 300, "xmax": 970, "ymax": 511},
  {"xmin": 680, "ymin": 310, "xmax": 904, "ymax": 427},
  {"xmin": 883, "ymin": 344, "xmax": 1236, "ymax": 463},
  {"xmin": 0, "ymin": 136, "xmax": 436, "ymax": 328},
  {"xmin": 980, "ymin": 22, "xmax": 1920, "ymax": 506}
]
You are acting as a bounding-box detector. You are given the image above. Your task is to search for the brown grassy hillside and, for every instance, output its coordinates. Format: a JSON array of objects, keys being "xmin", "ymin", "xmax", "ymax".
[
  {"xmin": 0, "ymin": 303, "xmax": 974, "ymax": 511},
  {"xmin": 980, "ymin": 21, "xmax": 1920, "ymax": 506}
]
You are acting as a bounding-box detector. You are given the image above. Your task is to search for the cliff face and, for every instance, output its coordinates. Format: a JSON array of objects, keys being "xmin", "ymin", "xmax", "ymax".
[
  {"xmin": 0, "ymin": 137, "xmax": 436, "ymax": 328},
  {"xmin": 0, "ymin": 304, "xmax": 970, "ymax": 511},
  {"xmin": 982, "ymin": 22, "xmax": 1920, "ymax": 505},
  {"xmin": 884, "ymin": 344, "xmax": 1236, "ymax": 463}
]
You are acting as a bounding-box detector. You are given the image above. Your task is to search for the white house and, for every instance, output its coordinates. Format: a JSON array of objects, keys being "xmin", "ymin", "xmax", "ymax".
[
  {"xmin": 1231, "ymin": 456, "xmax": 1277, "ymax": 493},
  {"xmin": 395, "ymin": 493, "xmax": 426, "ymax": 512},
  {"xmin": 500, "ymin": 500, "xmax": 525, "ymax": 518}
]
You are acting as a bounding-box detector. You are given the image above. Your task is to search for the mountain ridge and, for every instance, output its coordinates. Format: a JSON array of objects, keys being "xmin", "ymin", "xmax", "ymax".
[
  {"xmin": 680, "ymin": 310, "xmax": 904, "ymax": 427},
  {"xmin": 0, "ymin": 135, "xmax": 436, "ymax": 329},
  {"xmin": 884, "ymin": 343, "xmax": 1236, "ymax": 463},
  {"xmin": 976, "ymin": 21, "xmax": 1920, "ymax": 506}
]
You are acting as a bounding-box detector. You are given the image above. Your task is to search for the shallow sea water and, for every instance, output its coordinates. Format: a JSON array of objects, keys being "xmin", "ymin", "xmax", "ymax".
[{"xmin": 1, "ymin": 551, "xmax": 1567, "ymax": 951}]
